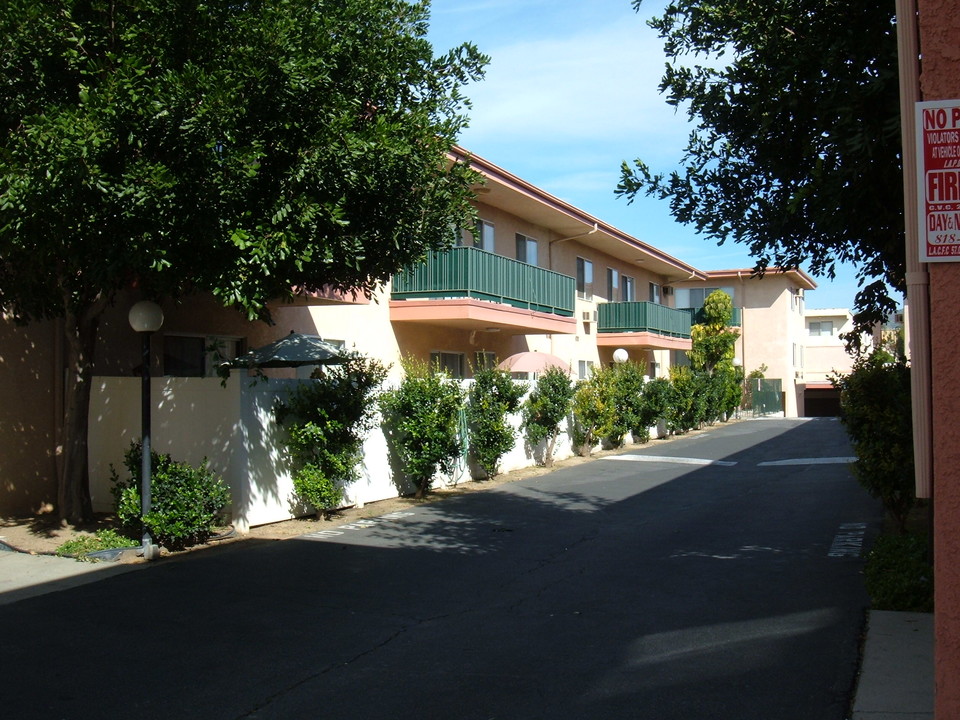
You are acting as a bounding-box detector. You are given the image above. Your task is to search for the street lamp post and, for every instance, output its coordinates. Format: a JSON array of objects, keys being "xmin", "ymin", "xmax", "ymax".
[{"xmin": 128, "ymin": 300, "xmax": 164, "ymax": 561}]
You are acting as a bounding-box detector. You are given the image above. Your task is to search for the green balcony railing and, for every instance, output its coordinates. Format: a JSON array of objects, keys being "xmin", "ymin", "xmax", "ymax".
[
  {"xmin": 679, "ymin": 306, "xmax": 743, "ymax": 327},
  {"xmin": 597, "ymin": 302, "xmax": 693, "ymax": 338},
  {"xmin": 391, "ymin": 246, "xmax": 575, "ymax": 317}
]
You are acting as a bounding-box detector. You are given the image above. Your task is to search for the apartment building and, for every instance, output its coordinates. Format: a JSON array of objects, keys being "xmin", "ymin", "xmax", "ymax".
[
  {"xmin": 1, "ymin": 148, "xmax": 827, "ymax": 517},
  {"xmin": 671, "ymin": 268, "xmax": 817, "ymax": 418}
]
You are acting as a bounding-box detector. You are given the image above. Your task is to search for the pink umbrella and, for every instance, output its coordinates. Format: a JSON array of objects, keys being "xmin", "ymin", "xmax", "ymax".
[{"xmin": 497, "ymin": 351, "xmax": 570, "ymax": 374}]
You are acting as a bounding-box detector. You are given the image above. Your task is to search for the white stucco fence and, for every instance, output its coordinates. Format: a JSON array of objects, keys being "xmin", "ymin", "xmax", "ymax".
[{"xmin": 87, "ymin": 376, "xmax": 588, "ymax": 533}]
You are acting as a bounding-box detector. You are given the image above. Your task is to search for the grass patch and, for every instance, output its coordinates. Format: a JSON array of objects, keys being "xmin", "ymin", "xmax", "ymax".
[{"xmin": 55, "ymin": 529, "xmax": 135, "ymax": 561}]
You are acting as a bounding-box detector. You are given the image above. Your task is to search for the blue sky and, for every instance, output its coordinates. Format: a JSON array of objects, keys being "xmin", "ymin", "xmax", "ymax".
[{"xmin": 426, "ymin": 0, "xmax": 865, "ymax": 310}]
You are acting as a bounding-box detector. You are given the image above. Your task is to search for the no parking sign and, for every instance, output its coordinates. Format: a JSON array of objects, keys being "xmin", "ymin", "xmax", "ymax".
[{"xmin": 918, "ymin": 99, "xmax": 960, "ymax": 261}]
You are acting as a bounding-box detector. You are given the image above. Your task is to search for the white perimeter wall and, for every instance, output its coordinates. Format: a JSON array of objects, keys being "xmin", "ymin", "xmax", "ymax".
[{"xmin": 88, "ymin": 377, "xmax": 597, "ymax": 533}]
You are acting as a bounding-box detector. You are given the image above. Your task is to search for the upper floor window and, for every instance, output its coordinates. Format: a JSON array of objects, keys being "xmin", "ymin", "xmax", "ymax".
[
  {"xmin": 606, "ymin": 268, "xmax": 619, "ymax": 301},
  {"xmin": 809, "ymin": 320, "xmax": 834, "ymax": 337},
  {"xmin": 576, "ymin": 257, "xmax": 593, "ymax": 300},
  {"xmin": 622, "ymin": 275, "xmax": 636, "ymax": 302},
  {"xmin": 649, "ymin": 282, "xmax": 661, "ymax": 305},
  {"xmin": 516, "ymin": 233, "xmax": 538, "ymax": 266},
  {"xmin": 676, "ymin": 286, "xmax": 734, "ymax": 307},
  {"xmin": 473, "ymin": 219, "xmax": 495, "ymax": 252}
]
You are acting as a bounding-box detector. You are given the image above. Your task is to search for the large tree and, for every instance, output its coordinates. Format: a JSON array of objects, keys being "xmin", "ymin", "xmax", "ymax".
[
  {"xmin": 0, "ymin": 0, "xmax": 486, "ymax": 522},
  {"xmin": 619, "ymin": 0, "xmax": 903, "ymax": 337}
]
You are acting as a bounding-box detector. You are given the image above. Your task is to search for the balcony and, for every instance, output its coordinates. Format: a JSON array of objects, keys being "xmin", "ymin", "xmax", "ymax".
[
  {"xmin": 679, "ymin": 306, "xmax": 743, "ymax": 327},
  {"xmin": 389, "ymin": 246, "xmax": 577, "ymax": 334},
  {"xmin": 595, "ymin": 302, "xmax": 693, "ymax": 351}
]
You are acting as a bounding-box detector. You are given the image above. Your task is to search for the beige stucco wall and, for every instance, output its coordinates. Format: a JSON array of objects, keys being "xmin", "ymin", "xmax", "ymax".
[
  {"xmin": 803, "ymin": 310, "xmax": 858, "ymax": 383},
  {"xmin": 0, "ymin": 317, "xmax": 60, "ymax": 516}
]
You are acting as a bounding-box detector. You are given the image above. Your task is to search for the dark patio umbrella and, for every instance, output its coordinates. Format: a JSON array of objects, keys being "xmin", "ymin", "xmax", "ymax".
[{"xmin": 223, "ymin": 332, "xmax": 345, "ymax": 369}]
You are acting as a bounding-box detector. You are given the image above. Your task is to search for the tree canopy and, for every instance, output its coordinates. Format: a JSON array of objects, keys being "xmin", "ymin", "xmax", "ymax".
[
  {"xmin": 618, "ymin": 0, "xmax": 903, "ymax": 336},
  {"xmin": 0, "ymin": 0, "xmax": 487, "ymax": 521}
]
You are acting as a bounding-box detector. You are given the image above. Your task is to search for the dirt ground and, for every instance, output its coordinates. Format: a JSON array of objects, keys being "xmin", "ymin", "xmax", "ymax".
[{"xmin": 0, "ymin": 423, "xmax": 731, "ymax": 560}]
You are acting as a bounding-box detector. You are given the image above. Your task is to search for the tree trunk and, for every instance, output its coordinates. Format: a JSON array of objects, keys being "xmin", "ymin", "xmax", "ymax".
[
  {"xmin": 57, "ymin": 302, "xmax": 103, "ymax": 524},
  {"xmin": 544, "ymin": 434, "xmax": 556, "ymax": 467}
]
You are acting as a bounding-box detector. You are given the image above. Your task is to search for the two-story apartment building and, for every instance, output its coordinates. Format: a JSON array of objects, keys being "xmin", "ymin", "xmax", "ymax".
[{"xmin": 0, "ymin": 148, "xmax": 829, "ymax": 518}]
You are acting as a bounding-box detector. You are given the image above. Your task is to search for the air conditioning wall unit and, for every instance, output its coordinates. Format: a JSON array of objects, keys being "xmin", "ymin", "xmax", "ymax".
[
  {"xmin": 662, "ymin": 286, "xmax": 674, "ymax": 296},
  {"xmin": 582, "ymin": 310, "xmax": 598, "ymax": 323}
]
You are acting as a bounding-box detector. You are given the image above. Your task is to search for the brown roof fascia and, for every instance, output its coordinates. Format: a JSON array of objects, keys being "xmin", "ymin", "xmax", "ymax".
[{"xmin": 450, "ymin": 146, "xmax": 707, "ymax": 281}]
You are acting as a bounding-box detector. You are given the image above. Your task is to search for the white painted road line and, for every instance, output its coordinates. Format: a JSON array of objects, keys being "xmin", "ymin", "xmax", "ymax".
[
  {"xmin": 300, "ymin": 511, "xmax": 416, "ymax": 541},
  {"xmin": 758, "ymin": 457, "xmax": 856, "ymax": 467},
  {"xmin": 828, "ymin": 523, "xmax": 867, "ymax": 558},
  {"xmin": 603, "ymin": 455, "xmax": 738, "ymax": 467}
]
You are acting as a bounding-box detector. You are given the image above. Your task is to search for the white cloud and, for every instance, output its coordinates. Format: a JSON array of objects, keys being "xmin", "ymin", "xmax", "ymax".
[{"xmin": 459, "ymin": 19, "xmax": 690, "ymax": 151}]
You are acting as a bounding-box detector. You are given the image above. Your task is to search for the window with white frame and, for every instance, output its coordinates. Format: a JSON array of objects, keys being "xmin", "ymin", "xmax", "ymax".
[
  {"xmin": 622, "ymin": 275, "xmax": 636, "ymax": 302},
  {"xmin": 430, "ymin": 351, "xmax": 464, "ymax": 379},
  {"xmin": 808, "ymin": 320, "xmax": 834, "ymax": 337},
  {"xmin": 576, "ymin": 257, "xmax": 593, "ymax": 299},
  {"xmin": 649, "ymin": 282, "xmax": 661, "ymax": 304},
  {"xmin": 606, "ymin": 268, "xmax": 619, "ymax": 301},
  {"xmin": 516, "ymin": 233, "xmax": 538, "ymax": 266},
  {"xmin": 164, "ymin": 334, "xmax": 245, "ymax": 377},
  {"xmin": 578, "ymin": 360, "xmax": 594, "ymax": 379}
]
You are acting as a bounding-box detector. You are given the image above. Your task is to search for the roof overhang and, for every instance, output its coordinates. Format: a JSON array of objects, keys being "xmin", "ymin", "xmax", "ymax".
[
  {"xmin": 451, "ymin": 147, "xmax": 707, "ymax": 284},
  {"xmin": 702, "ymin": 267, "xmax": 818, "ymax": 290}
]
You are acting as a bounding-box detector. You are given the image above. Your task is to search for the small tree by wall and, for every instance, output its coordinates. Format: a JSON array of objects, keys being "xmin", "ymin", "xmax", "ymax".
[
  {"xmin": 611, "ymin": 360, "xmax": 649, "ymax": 444},
  {"xmin": 667, "ymin": 365, "xmax": 704, "ymax": 434},
  {"xmin": 380, "ymin": 359, "xmax": 465, "ymax": 498},
  {"xmin": 467, "ymin": 366, "xmax": 526, "ymax": 479},
  {"xmin": 689, "ymin": 289, "xmax": 742, "ymax": 423},
  {"xmin": 274, "ymin": 352, "xmax": 387, "ymax": 517},
  {"xmin": 522, "ymin": 366, "xmax": 575, "ymax": 466},
  {"xmin": 641, "ymin": 377, "xmax": 673, "ymax": 436}
]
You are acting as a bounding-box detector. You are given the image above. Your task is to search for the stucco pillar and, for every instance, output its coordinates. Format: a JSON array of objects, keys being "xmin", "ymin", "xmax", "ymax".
[{"xmin": 917, "ymin": 1, "xmax": 960, "ymax": 716}]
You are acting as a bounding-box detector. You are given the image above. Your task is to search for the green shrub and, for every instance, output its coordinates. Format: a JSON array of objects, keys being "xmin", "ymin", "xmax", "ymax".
[
  {"xmin": 55, "ymin": 529, "xmax": 134, "ymax": 561},
  {"xmin": 380, "ymin": 359, "xmax": 466, "ymax": 498},
  {"xmin": 111, "ymin": 442, "xmax": 230, "ymax": 550},
  {"xmin": 835, "ymin": 350, "xmax": 914, "ymax": 532},
  {"xmin": 641, "ymin": 377, "xmax": 672, "ymax": 435},
  {"xmin": 600, "ymin": 361, "xmax": 648, "ymax": 443},
  {"xmin": 667, "ymin": 366, "xmax": 706, "ymax": 434},
  {"xmin": 275, "ymin": 352, "xmax": 387, "ymax": 516},
  {"xmin": 467, "ymin": 366, "xmax": 526, "ymax": 478},
  {"xmin": 572, "ymin": 367, "xmax": 620, "ymax": 455},
  {"xmin": 521, "ymin": 365, "xmax": 575, "ymax": 466},
  {"xmin": 609, "ymin": 360, "xmax": 647, "ymax": 445},
  {"xmin": 864, "ymin": 533, "xmax": 933, "ymax": 612},
  {"xmin": 719, "ymin": 363, "xmax": 745, "ymax": 420}
]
